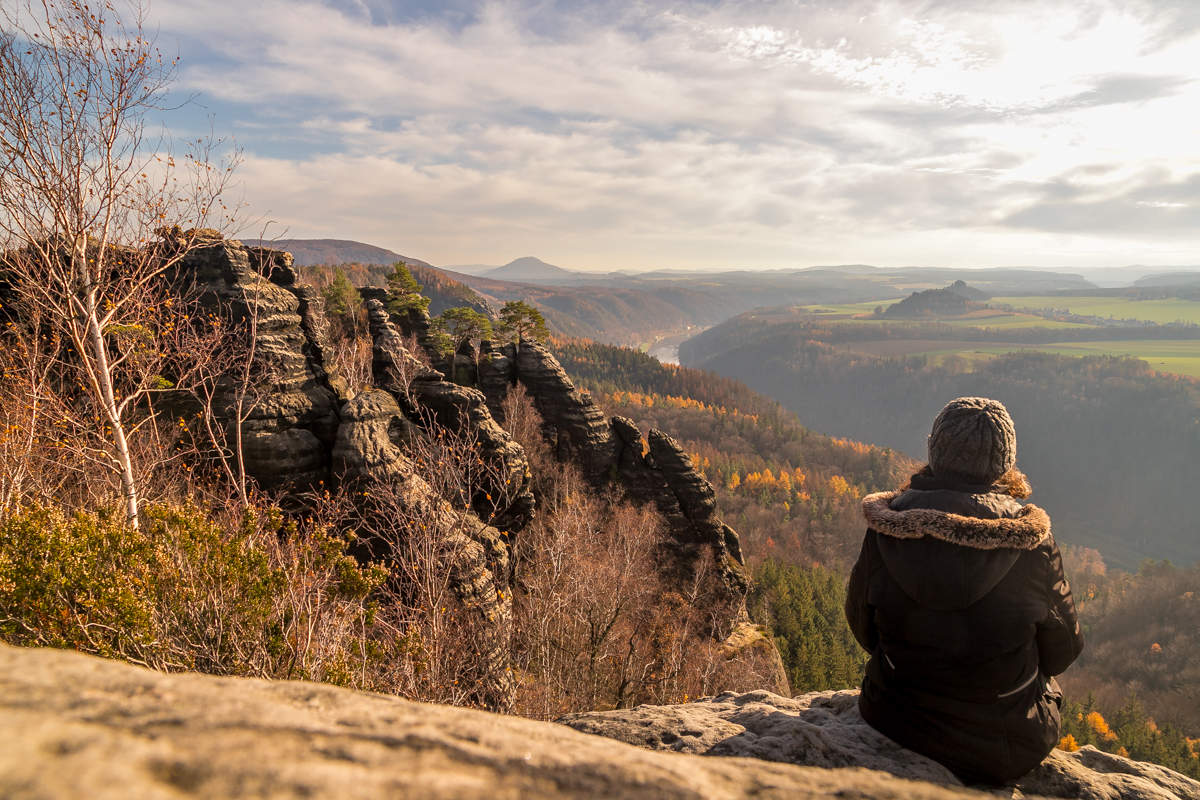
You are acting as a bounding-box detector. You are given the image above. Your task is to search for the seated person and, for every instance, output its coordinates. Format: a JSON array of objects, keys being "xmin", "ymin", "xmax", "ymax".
[{"xmin": 845, "ymin": 397, "xmax": 1084, "ymax": 783}]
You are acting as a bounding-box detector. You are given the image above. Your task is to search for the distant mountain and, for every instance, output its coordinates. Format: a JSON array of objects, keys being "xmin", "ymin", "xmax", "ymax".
[
  {"xmin": 263, "ymin": 238, "xmax": 432, "ymax": 269},
  {"xmin": 482, "ymin": 257, "xmax": 579, "ymax": 282},
  {"xmin": 883, "ymin": 287, "xmax": 979, "ymax": 317},
  {"xmin": 802, "ymin": 264, "xmax": 884, "ymax": 275}
]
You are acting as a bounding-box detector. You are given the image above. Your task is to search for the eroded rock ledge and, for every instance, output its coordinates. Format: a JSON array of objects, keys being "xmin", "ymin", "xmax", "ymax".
[
  {"xmin": 561, "ymin": 689, "xmax": 1200, "ymax": 800},
  {"xmin": 0, "ymin": 643, "xmax": 1021, "ymax": 800}
]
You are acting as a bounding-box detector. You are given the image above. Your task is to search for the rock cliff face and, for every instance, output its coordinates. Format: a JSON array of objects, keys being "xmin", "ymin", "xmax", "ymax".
[
  {"xmin": 365, "ymin": 300, "xmax": 535, "ymax": 533},
  {"xmin": 169, "ymin": 240, "xmax": 529, "ymax": 708},
  {"xmin": 169, "ymin": 235, "xmax": 341, "ymax": 492},
  {"xmin": 509, "ymin": 340, "xmax": 622, "ymax": 481},
  {"xmin": 331, "ymin": 389, "xmax": 515, "ymax": 705},
  {"xmin": 0, "ymin": 643, "xmax": 1041, "ymax": 800},
  {"xmin": 481, "ymin": 339, "xmax": 753, "ymax": 608},
  {"xmin": 562, "ymin": 688, "xmax": 1200, "ymax": 800}
]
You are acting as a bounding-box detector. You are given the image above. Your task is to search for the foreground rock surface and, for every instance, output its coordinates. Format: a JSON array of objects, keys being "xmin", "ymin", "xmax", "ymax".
[
  {"xmin": 562, "ymin": 689, "xmax": 1200, "ymax": 800},
  {"xmin": 2, "ymin": 644, "xmax": 998, "ymax": 800}
]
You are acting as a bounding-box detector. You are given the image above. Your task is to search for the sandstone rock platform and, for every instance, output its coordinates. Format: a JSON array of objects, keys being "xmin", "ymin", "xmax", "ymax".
[
  {"xmin": 562, "ymin": 689, "xmax": 1200, "ymax": 800},
  {"xmin": 1, "ymin": 643, "xmax": 1005, "ymax": 800}
]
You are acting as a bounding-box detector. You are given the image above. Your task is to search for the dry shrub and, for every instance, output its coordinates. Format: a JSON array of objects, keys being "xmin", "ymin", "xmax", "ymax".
[
  {"xmin": 352, "ymin": 490, "xmax": 505, "ymax": 708},
  {"xmin": 502, "ymin": 385, "xmax": 776, "ymax": 719},
  {"xmin": 342, "ymin": 415, "xmax": 519, "ymax": 709},
  {"xmin": 500, "ymin": 382, "xmax": 555, "ymax": 487},
  {"xmin": 328, "ymin": 335, "xmax": 374, "ymax": 394}
]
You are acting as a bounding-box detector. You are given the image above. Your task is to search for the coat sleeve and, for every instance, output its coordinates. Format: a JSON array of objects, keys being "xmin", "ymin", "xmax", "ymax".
[
  {"xmin": 845, "ymin": 530, "xmax": 878, "ymax": 654},
  {"xmin": 1036, "ymin": 539, "xmax": 1085, "ymax": 676}
]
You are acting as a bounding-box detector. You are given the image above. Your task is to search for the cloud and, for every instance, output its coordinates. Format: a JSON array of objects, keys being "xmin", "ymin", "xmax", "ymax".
[{"xmin": 154, "ymin": 0, "xmax": 1200, "ymax": 269}]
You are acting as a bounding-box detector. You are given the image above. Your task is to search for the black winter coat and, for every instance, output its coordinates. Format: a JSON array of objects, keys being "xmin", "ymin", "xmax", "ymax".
[{"xmin": 845, "ymin": 483, "xmax": 1084, "ymax": 783}]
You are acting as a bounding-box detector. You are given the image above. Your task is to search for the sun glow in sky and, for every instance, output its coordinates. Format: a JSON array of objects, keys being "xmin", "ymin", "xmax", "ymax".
[{"xmin": 159, "ymin": 0, "xmax": 1200, "ymax": 271}]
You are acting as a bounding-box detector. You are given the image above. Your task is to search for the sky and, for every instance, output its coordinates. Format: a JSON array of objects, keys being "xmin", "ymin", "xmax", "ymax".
[{"xmin": 155, "ymin": 0, "xmax": 1200, "ymax": 272}]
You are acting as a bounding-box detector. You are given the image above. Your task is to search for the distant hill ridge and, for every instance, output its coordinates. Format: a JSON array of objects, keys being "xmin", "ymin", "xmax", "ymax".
[
  {"xmin": 262, "ymin": 238, "xmax": 432, "ymax": 269},
  {"xmin": 1134, "ymin": 271, "xmax": 1200, "ymax": 288}
]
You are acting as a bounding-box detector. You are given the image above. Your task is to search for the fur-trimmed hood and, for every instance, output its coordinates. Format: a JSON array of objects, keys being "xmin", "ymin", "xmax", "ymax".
[
  {"xmin": 862, "ymin": 490, "xmax": 1051, "ymax": 551},
  {"xmin": 861, "ymin": 490, "xmax": 1054, "ymax": 610}
]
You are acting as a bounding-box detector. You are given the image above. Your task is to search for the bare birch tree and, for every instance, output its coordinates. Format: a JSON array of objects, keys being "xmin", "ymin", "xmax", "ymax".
[{"xmin": 0, "ymin": 0, "xmax": 239, "ymax": 526}]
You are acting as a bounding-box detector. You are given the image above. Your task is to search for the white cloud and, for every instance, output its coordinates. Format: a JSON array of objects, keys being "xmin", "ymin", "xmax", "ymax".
[{"xmin": 157, "ymin": 0, "xmax": 1200, "ymax": 269}]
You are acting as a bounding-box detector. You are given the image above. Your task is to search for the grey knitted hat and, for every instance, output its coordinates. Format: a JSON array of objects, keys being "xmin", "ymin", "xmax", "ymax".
[{"xmin": 927, "ymin": 397, "xmax": 1016, "ymax": 485}]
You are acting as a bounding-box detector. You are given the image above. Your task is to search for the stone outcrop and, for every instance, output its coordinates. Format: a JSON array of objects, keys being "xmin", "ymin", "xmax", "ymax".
[
  {"xmin": 329, "ymin": 389, "xmax": 417, "ymax": 487},
  {"xmin": 169, "ymin": 235, "xmax": 341, "ymax": 492},
  {"xmin": 562, "ymin": 688, "xmax": 1200, "ymax": 800},
  {"xmin": 647, "ymin": 429, "xmax": 749, "ymax": 594},
  {"xmin": 510, "ymin": 340, "xmax": 621, "ymax": 481},
  {"xmin": 721, "ymin": 622, "xmax": 790, "ymax": 697},
  {"xmin": 331, "ymin": 389, "xmax": 513, "ymax": 612},
  {"xmin": 167, "ymin": 240, "xmax": 750, "ymax": 706},
  {"xmin": 407, "ymin": 378, "xmax": 535, "ymax": 532},
  {"xmin": 0, "ymin": 642, "xmax": 1026, "ymax": 800},
  {"xmin": 365, "ymin": 299, "xmax": 535, "ymax": 533},
  {"xmin": 479, "ymin": 340, "xmax": 518, "ymax": 420},
  {"xmin": 480, "ymin": 339, "xmax": 753, "ymax": 613},
  {"xmin": 331, "ymin": 389, "xmax": 514, "ymax": 706},
  {"xmin": 609, "ymin": 417, "xmax": 751, "ymax": 600}
]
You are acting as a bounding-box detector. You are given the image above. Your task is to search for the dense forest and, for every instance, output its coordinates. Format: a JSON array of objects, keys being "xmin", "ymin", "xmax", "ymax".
[
  {"xmin": 1060, "ymin": 554, "xmax": 1200, "ymax": 738},
  {"xmin": 681, "ymin": 325, "xmax": 1200, "ymax": 569}
]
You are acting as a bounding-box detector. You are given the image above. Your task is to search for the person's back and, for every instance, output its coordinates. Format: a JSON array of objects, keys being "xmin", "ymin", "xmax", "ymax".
[{"xmin": 845, "ymin": 397, "xmax": 1084, "ymax": 783}]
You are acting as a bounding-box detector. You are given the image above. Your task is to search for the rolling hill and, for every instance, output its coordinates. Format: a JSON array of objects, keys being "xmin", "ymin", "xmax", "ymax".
[{"xmin": 263, "ymin": 238, "xmax": 432, "ymax": 268}]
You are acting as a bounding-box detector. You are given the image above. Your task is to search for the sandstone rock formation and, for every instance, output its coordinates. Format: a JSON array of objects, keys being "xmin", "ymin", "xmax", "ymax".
[
  {"xmin": 365, "ymin": 299, "xmax": 535, "ymax": 533},
  {"xmin": 562, "ymin": 688, "xmax": 1200, "ymax": 800},
  {"xmin": 479, "ymin": 340, "xmax": 753, "ymax": 611},
  {"xmin": 0, "ymin": 642, "xmax": 1019, "ymax": 800},
  {"xmin": 169, "ymin": 235, "xmax": 341, "ymax": 492},
  {"xmin": 510, "ymin": 340, "xmax": 622, "ymax": 481},
  {"xmin": 363, "ymin": 297, "xmax": 745, "ymax": 606},
  {"xmin": 168, "ymin": 241, "xmax": 758, "ymax": 706},
  {"xmin": 332, "ymin": 389, "xmax": 515, "ymax": 708}
]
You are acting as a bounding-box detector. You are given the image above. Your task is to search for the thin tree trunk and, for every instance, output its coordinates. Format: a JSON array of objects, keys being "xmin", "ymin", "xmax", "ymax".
[{"xmin": 83, "ymin": 287, "xmax": 140, "ymax": 528}]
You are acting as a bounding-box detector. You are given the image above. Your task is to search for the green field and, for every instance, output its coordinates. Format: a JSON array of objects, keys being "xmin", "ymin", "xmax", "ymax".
[
  {"xmin": 912, "ymin": 340, "xmax": 1200, "ymax": 378},
  {"xmin": 796, "ymin": 300, "xmax": 1092, "ymax": 330},
  {"xmin": 938, "ymin": 315, "xmax": 1092, "ymax": 330},
  {"xmin": 991, "ymin": 296, "xmax": 1200, "ymax": 326}
]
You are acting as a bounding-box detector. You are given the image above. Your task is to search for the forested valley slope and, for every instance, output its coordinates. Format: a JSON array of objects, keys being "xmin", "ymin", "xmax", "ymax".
[{"xmin": 680, "ymin": 314, "xmax": 1200, "ymax": 570}]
